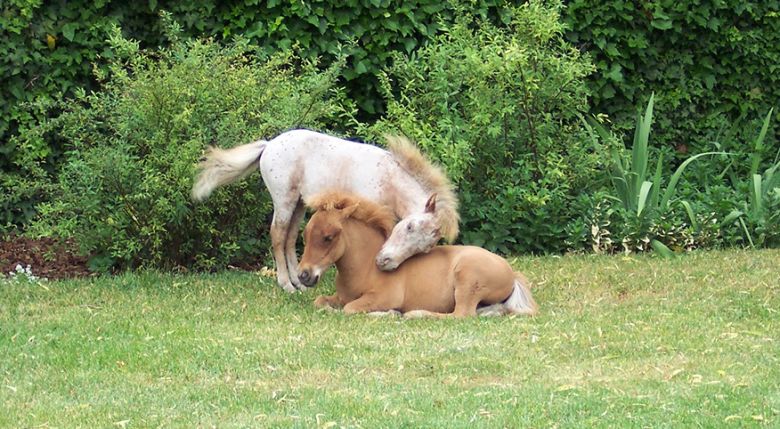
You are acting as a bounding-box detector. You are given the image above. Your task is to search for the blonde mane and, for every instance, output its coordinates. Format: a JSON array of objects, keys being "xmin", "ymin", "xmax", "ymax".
[
  {"xmin": 385, "ymin": 135, "xmax": 460, "ymax": 242},
  {"xmin": 305, "ymin": 191, "xmax": 397, "ymax": 239}
]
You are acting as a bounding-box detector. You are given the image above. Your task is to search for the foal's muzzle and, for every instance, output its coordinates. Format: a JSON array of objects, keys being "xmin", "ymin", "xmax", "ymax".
[{"xmin": 298, "ymin": 269, "xmax": 320, "ymax": 287}]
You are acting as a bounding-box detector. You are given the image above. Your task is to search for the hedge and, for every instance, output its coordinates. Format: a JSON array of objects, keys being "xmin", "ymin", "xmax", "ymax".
[{"xmin": 2, "ymin": 0, "xmax": 779, "ymax": 229}]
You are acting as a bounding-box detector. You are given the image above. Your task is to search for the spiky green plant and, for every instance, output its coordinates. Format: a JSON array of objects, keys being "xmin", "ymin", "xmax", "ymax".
[
  {"xmin": 722, "ymin": 108, "xmax": 780, "ymax": 247},
  {"xmin": 584, "ymin": 94, "xmax": 724, "ymax": 255}
]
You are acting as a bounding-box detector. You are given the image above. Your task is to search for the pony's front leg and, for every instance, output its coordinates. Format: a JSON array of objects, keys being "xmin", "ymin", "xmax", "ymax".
[
  {"xmin": 270, "ymin": 214, "xmax": 297, "ymax": 293},
  {"xmin": 284, "ymin": 200, "xmax": 307, "ymax": 290}
]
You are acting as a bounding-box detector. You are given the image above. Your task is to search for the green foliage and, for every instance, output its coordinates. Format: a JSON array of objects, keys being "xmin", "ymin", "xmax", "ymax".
[
  {"xmin": 720, "ymin": 109, "xmax": 780, "ymax": 247},
  {"xmin": 571, "ymin": 95, "xmax": 724, "ymax": 254},
  {"xmin": 1, "ymin": 0, "xmax": 509, "ymax": 229},
  {"xmin": 5, "ymin": 0, "xmax": 780, "ymax": 256},
  {"xmin": 566, "ymin": 193, "xmax": 720, "ymax": 255},
  {"xmin": 363, "ymin": 1, "xmax": 599, "ymax": 254},
  {"xmin": 27, "ymin": 21, "xmax": 351, "ymax": 271},
  {"xmin": 562, "ymin": 0, "xmax": 780, "ymax": 154},
  {"xmin": 153, "ymin": 0, "xmax": 483, "ymax": 115},
  {"xmin": 590, "ymin": 95, "xmax": 722, "ymax": 219},
  {"xmin": 1, "ymin": 0, "xmax": 136, "ymax": 230}
]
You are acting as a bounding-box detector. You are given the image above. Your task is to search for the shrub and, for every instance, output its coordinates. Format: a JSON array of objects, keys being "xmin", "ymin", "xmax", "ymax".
[
  {"xmin": 562, "ymin": 0, "xmax": 780, "ymax": 155},
  {"xmin": 361, "ymin": 1, "xmax": 600, "ymax": 254},
  {"xmin": 27, "ymin": 18, "xmax": 352, "ymax": 271}
]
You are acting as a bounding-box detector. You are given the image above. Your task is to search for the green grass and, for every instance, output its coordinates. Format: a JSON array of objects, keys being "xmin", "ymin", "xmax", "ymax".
[{"xmin": 2, "ymin": 250, "xmax": 779, "ymax": 427}]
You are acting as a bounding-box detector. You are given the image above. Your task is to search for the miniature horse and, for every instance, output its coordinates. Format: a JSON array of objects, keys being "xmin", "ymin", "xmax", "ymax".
[
  {"xmin": 192, "ymin": 130, "xmax": 459, "ymax": 293},
  {"xmin": 297, "ymin": 192, "xmax": 538, "ymax": 317}
]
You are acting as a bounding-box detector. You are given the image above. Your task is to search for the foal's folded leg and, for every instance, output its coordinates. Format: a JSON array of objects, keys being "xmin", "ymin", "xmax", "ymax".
[
  {"xmin": 403, "ymin": 310, "xmax": 468, "ymax": 319},
  {"xmin": 314, "ymin": 294, "xmax": 343, "ymax": 310},
  {"xmin": 342, "ymin": 293, "xmax": 393, "ymax": 315}
]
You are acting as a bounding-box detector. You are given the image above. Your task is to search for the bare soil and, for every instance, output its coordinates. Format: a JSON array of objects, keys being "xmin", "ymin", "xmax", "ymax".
[{"xmin": 0, "ymin": 235, "xmax": 91, "ymax": 280}]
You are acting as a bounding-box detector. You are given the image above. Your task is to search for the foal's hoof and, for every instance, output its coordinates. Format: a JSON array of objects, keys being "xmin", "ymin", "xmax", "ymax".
[
  {"xmin": 403, "ymin": 310, "xmax": 432, "ymax": 319},
  {"xmin": 367, "ymin": 310, "xmax": 401, "ymax": 317}
]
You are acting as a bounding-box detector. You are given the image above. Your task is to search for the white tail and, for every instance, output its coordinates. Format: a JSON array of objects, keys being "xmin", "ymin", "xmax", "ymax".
[
  {"xmin": 191, "ymin": 140, "xmax": 267, "ymax": 201},
  {"xmin": 477, "ymin": 272, "xmax": 538, "ymax": 316}
]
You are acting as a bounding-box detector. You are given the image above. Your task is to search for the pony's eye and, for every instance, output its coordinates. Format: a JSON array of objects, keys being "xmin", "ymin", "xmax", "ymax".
[
  {"xmin": 323, "ymin": 235, "xmax": 333, "ymax": 243},
  {"xmin": 406, "ymin": 223, "xmax": 413, "ymax": 232}
]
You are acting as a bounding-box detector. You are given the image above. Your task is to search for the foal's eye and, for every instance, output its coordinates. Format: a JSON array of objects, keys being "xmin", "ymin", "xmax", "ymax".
[
  {"xmin": 323, "ymin": 235, "xmax": 333, "ymax": 243},
  {"xmin": 406, "ymin": 223, "xmax": 413, "ymax": 232}
]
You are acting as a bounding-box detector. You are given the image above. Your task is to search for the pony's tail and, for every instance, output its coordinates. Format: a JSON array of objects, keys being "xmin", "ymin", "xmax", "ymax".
[
  {"xmin": 191, "ymin": 140, "xmax": 267, "ymax": 201},
  {"xmin": 477, "ymin": 272, "xmax": 538, "ymax": 316}
]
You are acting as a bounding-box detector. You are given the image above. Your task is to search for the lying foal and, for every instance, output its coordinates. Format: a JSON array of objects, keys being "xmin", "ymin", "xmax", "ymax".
[{"xmin": 297, "ymin": 192, "xmax": 537, "ymax": 317}]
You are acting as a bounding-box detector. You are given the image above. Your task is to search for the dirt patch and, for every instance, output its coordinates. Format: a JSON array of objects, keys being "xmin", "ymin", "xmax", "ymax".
[{"xmin": 0, "ymin": 235, "xmax": 91, "ymax": 280}]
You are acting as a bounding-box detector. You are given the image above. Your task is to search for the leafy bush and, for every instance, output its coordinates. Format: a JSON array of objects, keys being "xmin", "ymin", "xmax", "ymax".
[
  {"xmin": 362, "ymin": 1, "xmax": 601, "ymax": 254},
  {"xmin": 562, "ymin": 0, "xmax": 780, "ymax": 154},
  {"xmin": 2, "ymin": 0, "xmax": 510, "ymax": 229},
  {"xmin": 27, "ymin": 19, "xmax": 352, "ymax": 271}
]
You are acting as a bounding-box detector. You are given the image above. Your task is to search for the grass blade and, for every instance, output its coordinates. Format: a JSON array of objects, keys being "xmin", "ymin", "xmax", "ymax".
[
  {"xmin": 680, "ymin": 200, "xmax": 697, "ymax": 231},
  {"xmin": 750, "ymin": 108, "xmax": 773, "ymax": 176},
  {"xmin": 763, "ymin": 160, "xmax": 780, "ymax": 192},
  {"xmin": 659, "ymin": 152, "xmax": 726, "ymax": 210},
  {"xmin": 637, "ymin": 181, "xmax": 653, "ymax": 216},
  {"xmin": 631, "ymin": 93, "xmax": 654, "ymax": 198},
  {"xmin": 738, "ymin": 217, "xmax": 755, "ymax": 248},
  {"xmin": 721, "ymin": 209, "xmax": 744, "ymax": 226},
  {"xmin": 650, "ymin": 239, "xmax": 675, "ymax": 258},
  {"xmin": 750, "ymin": 173, "xmax": 762, "ymax": 216},
  {"xmin": 648, "ymin": 151, "xmax": 664, "ymax": 211},
  {"xmin": 610, "ymin": 149, "xmax": 632, "ymax": 210}
]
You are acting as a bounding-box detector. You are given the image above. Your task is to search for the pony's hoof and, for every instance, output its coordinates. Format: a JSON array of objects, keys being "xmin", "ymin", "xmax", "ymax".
[
  {"xmin": 295, "ymin": 282, "xmax": 314, "ymax": 292},
  {"xmin": 279, "ymin": 282, "xmax": 298, "ymax": 293}
]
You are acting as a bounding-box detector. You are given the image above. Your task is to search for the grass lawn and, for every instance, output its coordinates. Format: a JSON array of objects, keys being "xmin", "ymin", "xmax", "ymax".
[{"xmin": 1, "ymin": 249, "xmax": 779, "ymax": 427}]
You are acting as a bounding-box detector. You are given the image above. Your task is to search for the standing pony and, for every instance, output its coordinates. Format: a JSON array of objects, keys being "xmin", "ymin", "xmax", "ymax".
[
  {"xmin": 297, "ymin": 192, "xmax": 538, "ymax": 317},
  {"xmin": 191, "ymin": 129, "xmax": 459, "ymax": 292}
]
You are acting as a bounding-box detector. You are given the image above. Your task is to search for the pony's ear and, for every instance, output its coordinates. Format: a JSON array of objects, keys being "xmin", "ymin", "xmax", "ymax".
[
  {"xmin": 340, "ymin": 202, "xmax": 360, "ymax": 218},
  {"xmin": 424, "ymin": 193, "xmax": 437, "ymax": 213}
]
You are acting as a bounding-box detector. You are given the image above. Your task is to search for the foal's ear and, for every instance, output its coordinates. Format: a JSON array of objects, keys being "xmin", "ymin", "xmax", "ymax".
[
  {"xmin": 424, "ymin": 193, "xmax": 437, "ymax": 213},
  {"xmin": 340, "ymin": 202, "xmax": 360, "ymax": 218}
]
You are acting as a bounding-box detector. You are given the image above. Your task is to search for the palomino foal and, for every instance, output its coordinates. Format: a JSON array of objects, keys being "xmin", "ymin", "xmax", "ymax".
[
  {"xmin": 297, "ymin": 192, "xmax": 537, "ymax": 317},
  {"xmin": 192, "ymin": 130, "xmax": 459, "ymax": 293}
]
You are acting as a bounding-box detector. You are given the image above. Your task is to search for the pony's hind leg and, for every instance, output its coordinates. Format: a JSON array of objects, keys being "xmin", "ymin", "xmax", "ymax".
[{"xmin": 284, "ymin": 199, "xmax": 307, "ymax": 290}]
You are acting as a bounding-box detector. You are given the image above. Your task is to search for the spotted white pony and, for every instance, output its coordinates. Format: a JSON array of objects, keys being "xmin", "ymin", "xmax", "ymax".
[{"xmin": 192, "ymin": 129, "xmax": 459, "ymax": 292}]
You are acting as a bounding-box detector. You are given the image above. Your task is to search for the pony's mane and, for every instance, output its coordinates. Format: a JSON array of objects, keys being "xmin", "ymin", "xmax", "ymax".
[
  {"xmin": 385, "ymin": 135, "xmax": 460, "ymax": 242},
  {"xmin": 305, "ymin": 191, "xmax": 397, "ymax": 239}
]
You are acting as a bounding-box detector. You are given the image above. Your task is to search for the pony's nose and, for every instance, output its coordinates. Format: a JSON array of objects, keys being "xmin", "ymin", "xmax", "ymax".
[{"xmin": 376, "ymin": 255, "xmax": 392, "ymax": 269}]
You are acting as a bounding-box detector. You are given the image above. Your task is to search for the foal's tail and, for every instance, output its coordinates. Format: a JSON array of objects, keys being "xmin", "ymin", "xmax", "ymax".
[
  {"xmin": 477, "ymin": 272, "xmax": 538, "ymax": 316},
  {"xmin": 191, "ymin": 140, "xmax": 267, "ymax": 201}
]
